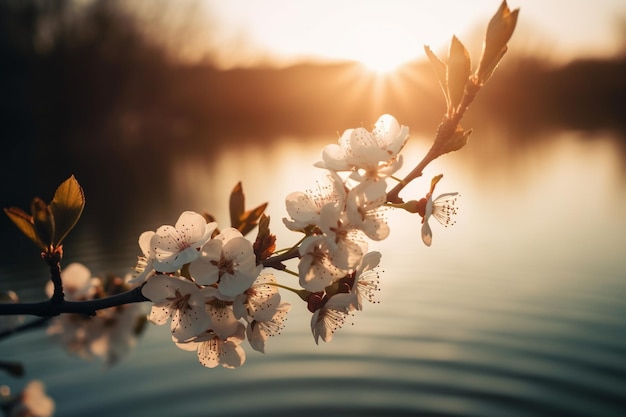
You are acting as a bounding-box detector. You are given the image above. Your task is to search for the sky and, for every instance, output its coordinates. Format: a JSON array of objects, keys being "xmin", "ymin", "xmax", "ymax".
[{"xmin": 131, "ymin": 0, "xmax": 626, "ymax": 70}]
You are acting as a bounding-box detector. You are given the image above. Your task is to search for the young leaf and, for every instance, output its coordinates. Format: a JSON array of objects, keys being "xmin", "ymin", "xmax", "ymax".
[
  {"xmin": 447, "ymin": 36, "xmax": 471, "ymax": 113},
  {"xmin": 228, "ymin": 181, "xmax": 268, "ymax": 235},
  {"xmin": 238, "ymin": 202, "xmax": 269, "ymax": 236},
  {"xmin": 4, "ymin": 207, "xmax": 45, "ymax": 250},
  {"xmin": 31, "ymin": 197, "xmax": 54, "ymax": 248},
  {"xmin": 49, "ymin": 175, "xmax": 85, "ymax": 246},
  {"xmin": 229, "ymin": 182, "xmax": 245, "ymax": 230},
  {"xmin": 476, "ymin": 0, "xmax": 519, "ymax": 83},
  {"xmin": 424, "ymin": 44, "xmax": 450, "ymax": 113},
  {"xmin": 253, "ymin": 214, "xmax": 276, "ymax": 263}
]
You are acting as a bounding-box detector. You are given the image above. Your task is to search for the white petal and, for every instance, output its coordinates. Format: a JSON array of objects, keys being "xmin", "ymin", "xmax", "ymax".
[
  {"xmin": 298, "ymin": 253, "xmax": 341, "ymax": 292},
  {"xmin": 310, "ymin": 294, "xmax": 353, "ymax": 344},
  {"xmin": 320, "ymin": 143, "xmax": 351, "ymax": 171},
  {"xmin": 216, "ymin": 227, "xmax": 244, "ymax": 244},
  {"xmin": 175, "ymin": 211, "xmax": 215, "ymax": 247},
  {"xmin": 222, "ymin": 236, "xmax": 255, "ymax": 264},
  {"xmin": 284, "ymin": 191, "xmax": 319, "ymax": 228},
  {"xmin": 197, "ymin": 338, "xmax": 220, "ymax": 368},
  {"xmin": 59, "ymin": 262, "xmax": 93, "ymax": 299},
  {"xmin": 175, "ymin": 338, "xmax": 200, "ymax": 352},
  {"xmin": 19, "ymin": 381, "xmax": 55, "ymax": 417},
  {"xmin": 218, "ymin": 340, "xmax": 246, "ymax": 369},
  {"xmin": 153, "ymin": 246, "xmax": 200, "ymax": 272},
  {"xmin": 246, "ymin": 301, "xmax": 290, "ymax": 352},
  {"xmin": 171, "ymin": 303, "xmax": 211, "ymax": 342},
  {"xmin": 218, "ymin": 267, "xmax": 260, "ymax": 297},
  {"xmin": 189, "ymin": 255, "xmax": 220, "ymax": 286},
  {"xmin": 374, "ymin": 114, "xmax": 409, "ymax": 156},
  {"xmin": 246, "ymin": 321, "xmax": 266, "ymax": 353},
  {"xmin": 206, "ymin": 303, "xmax": 241, "ymax": 340},
  {"xmin": 138, "ymin": 231, "xmax": 155, "ymax": 257},
  {"xmin": 349, "ymin": 128, "xmax": 389, "ymax": 166},
  {"xmin": 331, "ymin": 237, "xmax": 364, "ymax": 270},
  {"xmin": 362, "ymin": 217, "xmax": 390, "ymax": 241},
  {"xmin": 421, "ymin": 221, "xmax": 433, "ymax": 247},
  {"xmin": 141, "ymin": 274, "xmax": 178, "ymax": 303},
  {"xmin": 248, "ymin": 291, "xmax": 281, "ymax": 322},
  {"xmin": 357, "ymin": 251, "xmax": 382, "ymax": 274},
  {"xmin": 148, "ymin": 304, "xmax": 172, "ymax": 325}
]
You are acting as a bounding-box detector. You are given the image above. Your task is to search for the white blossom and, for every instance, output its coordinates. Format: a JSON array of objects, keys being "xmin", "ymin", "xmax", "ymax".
[
  {"xmin": 315, "ymin": 114, "xmax": 409, "ymax": 182},
  {"xmin": 346, "ymin": 180, "xmax": 390, "ymax": 241},
  {"xmin": 349, "ymin": 251, "xmax": 382, "ymax": 311},
  {"xmin": 298, "ymin": 235, "xmax": 347, "ymax": 292},
  {"xmin": 8, "ymin": 380, "xmax": 55, "ymax": 417},
  {"xmin": 318, "ymin": 201, "xmax": 366, "ymax": 270},
  {"xmin": 420, "ymin": 176, "xmax": 459, "ymax": 246},
  {"xmin": 142, "ymin": 274, "xmax": 211, "ymax": 342},
  {"xmin": 189, "ymin": 227, "xmax": 261, "ymax": 297},
  {"xmin": 310, "ymin": 293, "xmax": 355, "ymax": 344},
  {"xmin": 246, "ymin": 302, "xmax": 290, "ymax": 353},
  {"xmin": 176, "ymin": 323, "xmax": 246, "ymax": 369},
  {"xmin": 149, "ymin": 211, "xmax": 217, "ymax": 273},
  {"xmin": 282, "ymin": 171, "xmax": 346, "ymax": 231}
]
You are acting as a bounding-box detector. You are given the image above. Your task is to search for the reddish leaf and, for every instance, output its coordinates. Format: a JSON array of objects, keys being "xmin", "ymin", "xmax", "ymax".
[
  {"xmin": 229, "ymin": 182, "xmax": 245, "ymax": 230},
  {"xmin": 50, "ymin": 175, "xmax": 85, "ymax": 246},
  {"xmin": 4, "ymin": 206, "xmax": 45, "ymax": 250},
  {"xmin": 253, "ymin": 214, "xmax": 276, "ymax": 263}
]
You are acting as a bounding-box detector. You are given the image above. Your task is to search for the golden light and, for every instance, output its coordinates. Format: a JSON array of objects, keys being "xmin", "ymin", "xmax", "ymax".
[
  {"xmin": 200, "ymin": 1, "xmax": 490, "ymax": 71},
  {"xmin": 342, "ymin": 31, "xmax": 416, "ymax": 75}
]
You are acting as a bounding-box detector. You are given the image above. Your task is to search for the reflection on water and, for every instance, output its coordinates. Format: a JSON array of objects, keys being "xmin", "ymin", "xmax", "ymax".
[{"xmin": 1, "ymin": 130, "xmax": 625, "ymax": 416}]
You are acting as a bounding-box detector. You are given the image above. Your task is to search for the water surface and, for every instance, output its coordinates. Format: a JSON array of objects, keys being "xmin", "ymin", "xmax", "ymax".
[{"xmin": 1, "ymin": 129, "xmax": 625, "ymax": 417}]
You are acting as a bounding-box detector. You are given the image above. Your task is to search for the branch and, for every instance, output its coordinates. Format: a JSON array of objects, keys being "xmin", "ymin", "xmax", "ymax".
[
  {"xmin": 261, "ymin": 246, "xmax": 300, "ymax": 270},
  {"xmin": 0, "ymin": 285, "xmax": 149, "ymax": 317},
  {"xmin": 0, "ymin": 316, "xmax": 50, "ymax": 341},
  {"xmin": 386, "ymin": 79, "xmax": 481, "ymax": 203}
]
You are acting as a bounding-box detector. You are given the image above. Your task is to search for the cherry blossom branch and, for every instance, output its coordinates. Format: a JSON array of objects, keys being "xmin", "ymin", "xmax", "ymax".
[
  {"xmin": 0, "ymin": 285, "xmax": 148, "ymax": 317},
  {"xmin": 0, "ymin": 245, "xmax": 295, "ymax": 319},
  {"xmin": 0, "ymin": 2, "xmax": 519, "ymax": 368},
  {"xmin": 0, "ymin": 316, "xmax": 50, "ymax": 341},
  {"xmin": 386, "ymin": 79, "xmax": 481, "ymax": 204},
  {"xmin": 261, "ymin": 246, "xmax": 300, "ymax": 270}
]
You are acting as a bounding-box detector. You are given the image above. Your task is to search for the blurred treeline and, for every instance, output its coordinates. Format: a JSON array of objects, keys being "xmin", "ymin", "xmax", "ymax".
[{"xmin": 1, "ymin": 0, "xmax": 625, "ymax": 209}]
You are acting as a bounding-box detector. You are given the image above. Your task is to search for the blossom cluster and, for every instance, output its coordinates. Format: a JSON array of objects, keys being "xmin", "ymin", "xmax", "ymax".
[
  {"xmin": 134, "ymin": 114, "xmax": 459, "ymax": 368},
  {"xmin": 133, "ymin": 211, "xmax": 291, "ymax": 368},
  {"xmin": 45, "ymin": 263, "xmax": 147, "ymax": 366},
  {"xmin": 284, "ymin": 114, "xmax": 408, "ymax": 342}
]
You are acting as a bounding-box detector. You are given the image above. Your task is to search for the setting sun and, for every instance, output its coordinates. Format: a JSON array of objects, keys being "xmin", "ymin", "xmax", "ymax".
[
  {"xmin": 200, "ymin": 0, "xmax": 497, "ymax": 69},
  {"xmin": 323, "ymin": 22, "xmax": 417, "ymax": 74}
]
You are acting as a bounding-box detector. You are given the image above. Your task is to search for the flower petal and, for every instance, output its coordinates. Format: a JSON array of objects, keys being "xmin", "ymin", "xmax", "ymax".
[
  {"xmin": 421, "ymin": 221, "xmax": 433, "ymax": 247},
  {"xmin": 148, "ymin": 304, "xmax": 173, "ymax": 325},
  {"xmin": 171, "ymin": 304, "xmax": 211, "ymax": 342}
]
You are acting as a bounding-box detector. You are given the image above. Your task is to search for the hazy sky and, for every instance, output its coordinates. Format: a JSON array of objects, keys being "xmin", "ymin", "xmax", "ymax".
[{"xmin": 138, "ymin": 0, "xmax": 626, "ymax": 69}]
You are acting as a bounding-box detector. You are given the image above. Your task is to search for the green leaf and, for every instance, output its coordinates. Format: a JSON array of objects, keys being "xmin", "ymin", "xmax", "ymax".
[
  {"xmin": 447, "ymin": 36, "xmax": 471, "ymax": 112},
  {"xmin": 424, "ymin": 44, "xmax": 450, "ymax": 113},
  {"xmin": 49, "ymin": 175, "xmax": 85, "ymax": 246},
  {"xmin": 4, "ymin": 206, "xmax": 45, "ymax": 250}
]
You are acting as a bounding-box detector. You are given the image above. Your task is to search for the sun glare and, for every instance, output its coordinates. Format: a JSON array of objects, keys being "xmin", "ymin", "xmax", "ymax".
[
  {"xmin": 350, "ymin": 36, "xmax": 415, "ymax": 75},
  {"xmin": 318, "ymin": 13, "xmax": 421, "ymax": 75}
]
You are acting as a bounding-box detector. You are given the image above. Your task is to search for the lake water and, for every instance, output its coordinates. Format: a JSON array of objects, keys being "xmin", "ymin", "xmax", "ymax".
[{"xmin": 1, "ymin": 128, "xmax": 625, "ymax": 416}]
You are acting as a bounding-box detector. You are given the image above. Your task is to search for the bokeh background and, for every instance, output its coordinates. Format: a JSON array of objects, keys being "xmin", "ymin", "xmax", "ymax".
[{"xmin": 1, "ymin": 1, "xmax": 625, "ymax": 416}]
